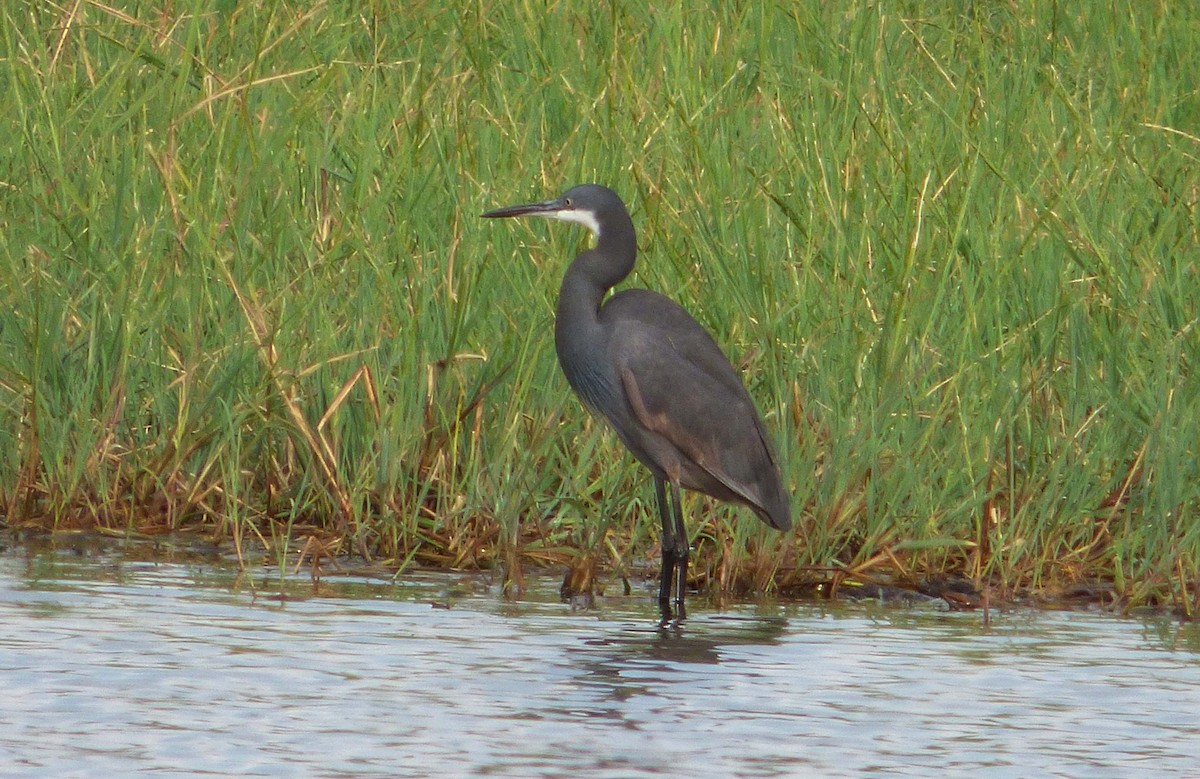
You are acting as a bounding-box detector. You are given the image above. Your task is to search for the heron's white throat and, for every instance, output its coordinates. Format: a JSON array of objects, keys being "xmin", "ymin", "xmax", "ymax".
[{"xmin": 547, "ymin": 208, "xmax": 601, "ymax": 238}]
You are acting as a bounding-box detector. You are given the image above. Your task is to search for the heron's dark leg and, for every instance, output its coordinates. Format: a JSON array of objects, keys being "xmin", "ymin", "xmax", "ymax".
[
  {"xmin": 668, "ymin": 480, "xmax": 688, "ymax": 617},
  {"xmin": 654, "ymin": 476, "xmax": 675, "ymax": 610}
]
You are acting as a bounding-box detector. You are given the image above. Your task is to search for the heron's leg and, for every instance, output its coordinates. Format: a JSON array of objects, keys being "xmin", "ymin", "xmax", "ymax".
[
  {"xmin": 668, "ymin": 481, "xmax": 688, "ymax": 615},
  {"xmin": 654, "ymin": 476, "xmax": 675, "ymax": 608}
]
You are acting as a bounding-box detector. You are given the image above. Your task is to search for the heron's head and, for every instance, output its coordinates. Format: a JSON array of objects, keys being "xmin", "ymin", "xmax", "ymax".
[{"xmin": 481, "ymin": 183, "xmax": 627, "ymax": 239}]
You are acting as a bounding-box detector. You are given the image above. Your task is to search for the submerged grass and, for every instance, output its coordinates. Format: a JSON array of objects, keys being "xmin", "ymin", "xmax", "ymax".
[{"xmin": 2, "ymin": 2, "xmax": 1198, "ymax": 611}]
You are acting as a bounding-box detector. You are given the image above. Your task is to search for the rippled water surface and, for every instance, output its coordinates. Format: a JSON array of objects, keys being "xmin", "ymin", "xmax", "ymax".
[{"xmin": 3, "ymin": 538, "xmax": 1200, "ymax": 778}]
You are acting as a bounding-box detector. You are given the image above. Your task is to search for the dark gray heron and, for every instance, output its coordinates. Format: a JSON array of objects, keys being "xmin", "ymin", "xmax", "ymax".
[{"xmin": 482, "ymin": 184, "xmax": 791, "ymax": 617}]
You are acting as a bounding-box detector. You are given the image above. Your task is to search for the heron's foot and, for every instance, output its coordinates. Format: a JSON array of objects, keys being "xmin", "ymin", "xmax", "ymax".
[
  {"xmin": 657, "ymin": 546, "xmax": 689, "ymax": 622},
  {"xmin": 674, "ymin": 550, "xmax": 689, "ymax": 610},
  {"xmin": 658, "ymin": 599, "xmax": 686, "ymax": 628}
]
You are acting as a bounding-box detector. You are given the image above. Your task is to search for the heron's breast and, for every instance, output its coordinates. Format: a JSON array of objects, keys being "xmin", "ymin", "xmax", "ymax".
[{"xmin": 559, "ymin": 352, "xmax": 619, "ymax": 414}]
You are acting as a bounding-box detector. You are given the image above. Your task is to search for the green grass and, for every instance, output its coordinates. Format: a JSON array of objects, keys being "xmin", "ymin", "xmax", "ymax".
[{"xmin": 2, "ymin": 2, "xmax": 1198, "ymax": 612}]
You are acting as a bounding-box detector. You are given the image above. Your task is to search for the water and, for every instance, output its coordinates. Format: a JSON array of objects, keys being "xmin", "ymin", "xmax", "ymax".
[{"xmin": 3, "ymin": 538, "xmax": 1200, "ymax": 778}]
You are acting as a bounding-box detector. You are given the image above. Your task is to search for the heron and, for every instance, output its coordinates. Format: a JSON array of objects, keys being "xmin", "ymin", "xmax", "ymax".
[{"xmin": 482, "ymin": 184, "xmax": 791, "ymax": 617}]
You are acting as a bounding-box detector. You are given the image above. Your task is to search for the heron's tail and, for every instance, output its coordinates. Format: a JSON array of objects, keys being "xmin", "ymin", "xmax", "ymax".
[{"xmin": 756, "ymin": 478, "xmax": 793, "ymax": 532}]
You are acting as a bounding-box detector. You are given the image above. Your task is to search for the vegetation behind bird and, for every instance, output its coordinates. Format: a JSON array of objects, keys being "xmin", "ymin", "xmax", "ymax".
[{"xmin": 0, "ymin": 3, "xmax": 1197, "ymax": 612}]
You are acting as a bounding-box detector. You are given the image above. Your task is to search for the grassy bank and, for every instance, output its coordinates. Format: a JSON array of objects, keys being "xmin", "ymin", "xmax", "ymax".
[{"xmin": 2, "ymin": 2, "xmax": 1198, "ymax": 611}]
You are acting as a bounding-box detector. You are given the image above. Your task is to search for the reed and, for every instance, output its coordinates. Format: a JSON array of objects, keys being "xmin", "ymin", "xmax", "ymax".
[{"xmin": 2, "ymin": 2, "xmax": 1197, "ymax": 611}]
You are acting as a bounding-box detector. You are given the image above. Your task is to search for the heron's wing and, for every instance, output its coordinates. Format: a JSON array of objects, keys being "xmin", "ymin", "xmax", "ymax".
[{"xmin": 616, "ymin": 327, "xmax": 779, "ymax": 506}]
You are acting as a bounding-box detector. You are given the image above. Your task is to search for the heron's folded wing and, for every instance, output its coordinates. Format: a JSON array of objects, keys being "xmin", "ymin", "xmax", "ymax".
[{"xmin": 617, "ymin": 334, "xmax": 777, "ymax": 506}]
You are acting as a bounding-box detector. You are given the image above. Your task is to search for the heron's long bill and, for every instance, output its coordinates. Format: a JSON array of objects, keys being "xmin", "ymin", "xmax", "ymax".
[{"xmin": 480, "ymin": 198, "xmax": 566, "ymax": 219}]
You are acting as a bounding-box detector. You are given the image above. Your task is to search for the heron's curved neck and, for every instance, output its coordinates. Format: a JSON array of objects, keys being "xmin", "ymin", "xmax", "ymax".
[
  {"xmin": 554, "ymin": 219, "xmax": 636, "ymax": 365},
  {"xmin": 557, "ymin": 222, "xmax": 636, "ymax": 320}
]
